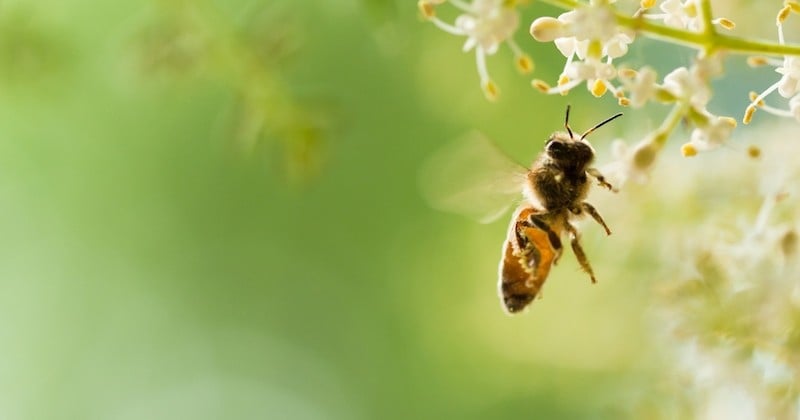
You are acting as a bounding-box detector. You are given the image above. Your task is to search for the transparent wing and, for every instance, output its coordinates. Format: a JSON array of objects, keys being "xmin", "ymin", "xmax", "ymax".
[{"xmin": 419, "ymin": 131, "xmax": 529, "ymax": 224}]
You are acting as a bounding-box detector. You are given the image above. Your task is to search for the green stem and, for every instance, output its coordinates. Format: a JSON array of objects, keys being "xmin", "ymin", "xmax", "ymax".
[
  {"xmin": 699, "ymin": 0, "xmax": 715, "ymax": 39},
  {"xmin": 537, "ymin": 0, "xmax": 800, "ymax": 57},
  {"xmin": 652, "ymin": 102, "xmax": 689, "ymax": 147}
]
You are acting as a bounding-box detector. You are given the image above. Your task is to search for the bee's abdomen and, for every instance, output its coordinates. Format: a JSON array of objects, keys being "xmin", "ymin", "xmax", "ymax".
[{"xmin": 498, "ymin": 207, "xmax": 562, "ymax": 314}]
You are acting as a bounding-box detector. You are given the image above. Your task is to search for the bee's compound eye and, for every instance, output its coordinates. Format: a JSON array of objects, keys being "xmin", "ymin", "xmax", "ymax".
[{"xmin": 546, "ymin": 141, "xmax": 565, "ymax": 154}]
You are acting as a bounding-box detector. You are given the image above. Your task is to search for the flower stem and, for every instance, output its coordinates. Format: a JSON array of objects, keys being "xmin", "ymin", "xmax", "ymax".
[
  {"xmin": 653, "ymin": 102, "xmax": 689, "ymax": 147},
  {"xmin": 537, "ymin": 0, "xmax": 800, "ymax": 57},
  {"xmin": 699, "ymin": 0, "xmax": 716, "ymax": 39}
]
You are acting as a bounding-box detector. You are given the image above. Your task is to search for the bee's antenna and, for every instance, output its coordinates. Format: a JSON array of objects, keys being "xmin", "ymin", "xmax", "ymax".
[
  {"xmin": 564, "ymin": 105, "xmax": 575, "ymax": 139},
  {"xmin": 581, "ymin": 112, "xmax": 623, "ymax": 140}
]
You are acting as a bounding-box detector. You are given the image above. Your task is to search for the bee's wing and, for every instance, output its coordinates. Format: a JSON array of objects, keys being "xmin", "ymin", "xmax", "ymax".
[{"xmin": 419, "ymin": 131, "xmax": 529, "ymax": 224}]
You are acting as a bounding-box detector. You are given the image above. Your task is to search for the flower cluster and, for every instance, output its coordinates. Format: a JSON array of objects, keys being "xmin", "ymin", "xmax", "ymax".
[
  {"xmin": 418, "ymin": 0, "xmax": 533, "ymax": 100},
  {"xmin": 744, "ymin": 3, "xmax": 800, "ymax": 124},
  {"xmin": 419, "ymin": 0, "xmax": 800, "ymax": 176},
  {"xmin": 530, "ymin": 1, "xmax": 634, "ymax": 98},
  {"xmin": 655, "ymin": 187, "xmax": 800, "ymax": 418},
  {"xmin": 640, "ymin": 0, "xmax": 735, "ymax": 32}
]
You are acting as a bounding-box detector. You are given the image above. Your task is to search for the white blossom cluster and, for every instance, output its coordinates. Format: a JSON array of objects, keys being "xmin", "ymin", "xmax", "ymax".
[
  {"xmin": 745, "ymin": 3, "xmax": 800, "ymax": 125},
  {"xmin": 417, "ymin": 0, "xmax": 533, "ymax": 100},
  {"xmin": 655, "ymin": 187, "xmax": 800, "ymax": 418},
  {"xmin": 419, "ymin": 0, "xmax": 800, "ymax": 174}
]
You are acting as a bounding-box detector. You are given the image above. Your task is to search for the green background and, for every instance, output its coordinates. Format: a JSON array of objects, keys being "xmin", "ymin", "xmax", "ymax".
[{"xmin": 0, "ymin": 0, "xmax": 778, "ymax": 418}]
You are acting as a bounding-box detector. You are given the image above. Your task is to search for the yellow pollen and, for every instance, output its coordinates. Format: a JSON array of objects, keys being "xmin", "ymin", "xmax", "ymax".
[
  {"xmin": 747, "ymin": 145, "xmax": 761, "ymax": 159},
  {"xmin": 516, "ymin": 55, "xmax": 534, "ymax": 74},
  {"xmin": 743, "ymin": 105, "xmax": 756, "ymax": 124},
  {"xmin": 557, "ymin": 75, "xmax": 571, "ymax": 95},
  {"xmin": 684, "ymin": 3, "xmax": 697, "ymax": 18},
  {"xmin": 715, "ymin": 18, "xmax": 736, "ymax": 30},
  {"xmin": 618, "ymin": 97, "xmax": 631, "ymax": 107},
  {"xmin": 482, "ymin": 80, "xmax": 499, "ymax": 101},
  {"xmin": 681, "ymin": 143, "xmax": 698, "ymax": 157},
  {"xmin": 418, "ymin": 1, "xmax": 435, "ymax": 18},
  {"xmin": 531, "ymin": 79, "xmax": 551, "ymax": 93},
  {"xmin": 640, "ymin": 0, "xmax": 656, "ymax": 9},
  {"xmin": 719, "ymin": 116, "xmax": 737, "ymax": 128},
  {"xmin": 587, "ymin": 40, "xmax": 603, "ymax": 60},
  {"xmin": 590, "ymin": 80, "xmax": 607, "ymax": 98},
  {"xmin": 786, "ymin": 0, "xmax": 800, "ymax": 13},
  {"xmin": 778, "ymin": 5, "xmax": 792, "ymax": 24},
  {"xmin": 747, "ymin": 56, "xmax": 769, "ymax": 67},
  {"xmin": 748, "ymin": 91, "xmax": 765, "ymax": 106},
  {"xmin": 618, "ymin": 68, "xmax": 637, "ymax": 79}
]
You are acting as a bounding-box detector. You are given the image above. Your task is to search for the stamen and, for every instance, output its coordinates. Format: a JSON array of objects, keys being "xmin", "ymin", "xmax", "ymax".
[
  {"xmin": 449, "ymin": 0, "xmax": 473, "ymax": 13},
  {"xmin": 508, "ymin": 39, "xmax": 534, "ymax": 74},
  {"xmin": 747, "ymin": 145, "xmax": 761, "ymax": 159},
  {"xmin": 418, "ymin": 0, "xmax": 436, "ymax": 18},
  {"xmin": 476, "ymin": 48, "xmax": 498, "ymax": 100},
  {"xmin": 430, "ymin": 17, "xmax": 465, "ymax": 35},
  {"xmin": 747, "ymin": 80, "xmax": 781, "ymax": 114},
  {"xmin": 681, "ymin": 143, "xmax": 698, "ymax": 157},
  {"xmin": 744, "ymin": 105, "xmax": 757, "ymax": 124},
  {"xmin": 749, "ymin": 91, "xmax": 765, "ymax": 107},
  {"xmin": 475, "ymin": 47, "xmax": 490, "ymax": 82},
  {"xmin": 778, "ymin": 5, "xmax": 792, "ymax": 25},
  {"xmin": 591, "ymin": 79, "xmax": 608, "ymax": 97},
  {"xmin": 713, "ymin": 18, "xmax": 736, "ymax": 30},
  {"xmin": 759, "ymin": 102, "xmax": 795, "ymax": 118},
  {"xmin": 747, "ymin": 56, "xmax": 770, "ymax": 67},
  {"xmin": 531, "ymin": 79, "xmax": 551, "ymax": 92}
]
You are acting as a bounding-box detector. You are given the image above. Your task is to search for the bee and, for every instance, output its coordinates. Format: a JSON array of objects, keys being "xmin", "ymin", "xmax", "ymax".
[{"xmin": 420, "ymin": 106, "xmax": 622, "ymax": 314}]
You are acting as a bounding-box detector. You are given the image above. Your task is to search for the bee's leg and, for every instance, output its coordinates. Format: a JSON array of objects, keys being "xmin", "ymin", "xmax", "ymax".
[
  {"xmin": 581, "ymin": 202, "xmax": 612, "ymax": 235},
  {"xmin": 587, "ymin": 167, "xmax": 618, "ymax": 192},
  {"xmin": 564, "ymin": 223, "xmax": 597, "ymax": 284},
  {"xmin": 527, "ymin": 215, "xmax": 563, "ymax": 251}
]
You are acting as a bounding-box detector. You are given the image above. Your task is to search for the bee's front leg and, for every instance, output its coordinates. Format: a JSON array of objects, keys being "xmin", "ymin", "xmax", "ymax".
[
  {"xmin": 581, "ymin": 202, "xmax": 612, "ymax": 235},
  {"xmin": 564, "ymin": 222, "xmax": 597, "ymax": 284},
  {"xmin": 587, "ymin": 167, "xmax": 618, "ymax": 192}
]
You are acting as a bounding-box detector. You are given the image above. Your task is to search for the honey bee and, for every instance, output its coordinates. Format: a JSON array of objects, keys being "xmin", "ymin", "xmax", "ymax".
[{"xmin": 420, "ymin": 106, "xmax": 622, "ymax": 314}]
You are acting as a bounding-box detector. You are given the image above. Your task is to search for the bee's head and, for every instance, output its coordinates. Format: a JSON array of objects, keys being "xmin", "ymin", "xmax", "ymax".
[
  {"xmin": 544, "ymin": 133, "xmax": 595, "ymax": 171},
  {"xmin": 544, "ymin": 105, "xmax": 622, "ymax": 172}
]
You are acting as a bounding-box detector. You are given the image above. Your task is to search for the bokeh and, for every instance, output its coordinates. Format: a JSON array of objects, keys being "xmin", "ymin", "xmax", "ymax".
[{"xmin": 0, "ymin": 0, "xmax": 795, "ymax": 418}]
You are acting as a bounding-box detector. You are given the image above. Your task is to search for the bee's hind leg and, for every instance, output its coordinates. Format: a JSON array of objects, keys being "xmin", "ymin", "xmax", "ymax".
[{"xmin": 564, "ymin": 222, "xmax": 597, "ymax": 284}]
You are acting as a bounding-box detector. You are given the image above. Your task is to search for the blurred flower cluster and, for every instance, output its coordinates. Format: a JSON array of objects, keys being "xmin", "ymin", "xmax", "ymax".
[
  {"xmin": 132, "ymin": 1, "xmax": 329, "ymax": 184},
  {"xmin": 646, "ymin": 134, "xmax": 800, "ymax": 418},
  {"xmin": 419, "ymin": 0, "xmax": 800, "ymax": 186}
]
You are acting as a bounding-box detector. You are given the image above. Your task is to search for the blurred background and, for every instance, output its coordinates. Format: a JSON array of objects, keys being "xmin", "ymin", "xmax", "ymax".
[{"xmin": 0, "ymin": 0, "xmax": 794, "ymax": 418}]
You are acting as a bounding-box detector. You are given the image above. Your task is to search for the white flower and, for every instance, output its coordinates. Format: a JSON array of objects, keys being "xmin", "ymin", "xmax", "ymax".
[
  {"xmin": 790, "ymin": 94, "xmax": 800, "ymax": 121},
  {"xmin": 651, "ymin": 0, "xmax": 701, "ymax": 31},
  {"xmin": 455, "ymin": 0, "xmax": 520, "ymax": 54},
  {"xmin": 662, "ymin": 66, "xmax": 710, "ymax": 108},
  {"xmin": 602, "ymin": 32, "xmax": 634, "ymax": 58},
  {"xmin": 421, "ymin": 0, "xmax": 530, "ymax": 100},
  {"xmin": 535, "ymin": 5, "xmax": 634, "ymax": 60},
  {"xmin": 689, "ymin": 115, "xmax": 737, "ymax": 151},
  {"xmin": 776, "ymin": 55, "xmax": 800, "ymax": 98},
  {"xmin": 600, "ymin": 138, "xmax": 660, "ymax": 187},
  {"xmin": 530, "ymin": 4, "xmax": 633, "ymax": 98},
  {"xmin": 620, "ymin": 67, "xmax": 658, "ymax": 108},
  {"xmin": 744, "ymin": 15, "xmax": 800, "ymax": 123}
]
